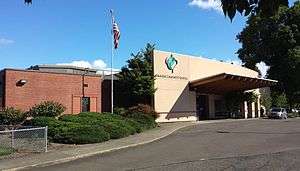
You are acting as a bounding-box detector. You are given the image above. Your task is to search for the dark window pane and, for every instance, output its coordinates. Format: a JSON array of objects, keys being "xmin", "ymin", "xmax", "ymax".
[{"xmin": 82, "ymin": 97, "xmax": 90, "ymax": 112}]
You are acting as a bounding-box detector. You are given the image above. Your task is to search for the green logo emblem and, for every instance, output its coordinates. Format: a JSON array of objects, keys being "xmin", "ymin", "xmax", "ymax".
[{"xmin": 165, "ymin": 54, "xmax": 178, "ymax": 73}]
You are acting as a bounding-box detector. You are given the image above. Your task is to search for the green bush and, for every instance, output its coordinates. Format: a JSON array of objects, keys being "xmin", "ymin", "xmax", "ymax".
[
  {"xmin": 125, "ymin": 118, "xmax": 143, "ymax": 133},
  {"xmin": 0, "ymin": 107, "xmax": 27, "ymax": 125},
  {"xmin": 31, "ymin": 116, "xmax": 62, "ymax": 137},
  {"xmin": 31, "ymin": 112, "xmax": 157, "ymax": 144},
  {"xmin": 113, "ymin": 107, "xmax": 128, "ymax": 116},
  {"xmin": 52, "ymin": 124, "xmax": 110, "ymax": 144},
  {"xmin": 78, "ymin": 112, "xmax": 101, "ymax": 118},
  {"xmin": 60, "ymin": 113, "xmax": 136, "ymax": 138},
  {"xmin": 29, "ymin": 101, "xmax": 66, "ymax": 117},
  {"xmin": 127, "ymin": 113, "xmax": 157, "ymax": 130},
  {"xmin": 101, "ymin": 122, "xmax": 132, "ymax": 139},
  {"xmin": 32, "ymin": 116, "xmax": 110, "ymax": 144}
]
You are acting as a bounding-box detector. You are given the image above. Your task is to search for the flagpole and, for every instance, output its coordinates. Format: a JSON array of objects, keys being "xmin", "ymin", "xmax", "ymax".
[{"xmin": 110, "ymin": 10, "xmax": 114, "ymax": 114}]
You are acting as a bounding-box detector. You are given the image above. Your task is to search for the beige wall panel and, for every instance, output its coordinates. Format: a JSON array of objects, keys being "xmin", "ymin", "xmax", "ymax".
[
  {"xmin": 154, "ymin": 85, "xmax": 196, "ymax": 112},
  {"xmin": 153, "ymin": 50, "xmax": 260, "ymax": 122}
]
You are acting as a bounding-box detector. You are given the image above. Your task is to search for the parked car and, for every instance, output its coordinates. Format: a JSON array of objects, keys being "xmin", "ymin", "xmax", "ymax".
[{"xmin": 269, "ymin": 108, "xmax": 288, "ymax": 119}]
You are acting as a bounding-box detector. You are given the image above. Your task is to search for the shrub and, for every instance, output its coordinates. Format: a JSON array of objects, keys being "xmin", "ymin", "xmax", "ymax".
[
  {"xmin": 113, "ymin": 107, "xmax": 128, "ymax": 116},
  {"xmin": 53, "ymin": 124, "xmax": 110, "ymax": 144},
  {"xmin": 125, "ymin": 118, "xmax": 143, "ymax": 133},
  {"xmin": 31, "ymin": 112, "xmax": 156, "ymax": 144},
  {"xmin": 29, "ymin": 101, "xmax": 66, "ymax": 117},
  {"xmin": 127, "ymin": 104, "xmax": 159, "ymax": 119},
  {"xmin": 0, "ymin": 107, "xmax": 27, "ymax": 125},
  {"xmin": 32, "ymin": 116, "xmax": 110, "ymax": 144},
  {"xmin": 31, "ymin": 116, "xmax": 62, "ymax": 137},
  {"xmin": 61, "ymin": 113, "xmax": 136, "ymax": 138},
  {"xmin": 101, "ymin": 122, "xmax": 132, "ymax": 139},
  {"xmin": 78, "ymin": 112, "xmax": 101, "ymax": 118},
  {"xmin": 127, "ymin": 113, "xmax": 157, "ymax": 130}
]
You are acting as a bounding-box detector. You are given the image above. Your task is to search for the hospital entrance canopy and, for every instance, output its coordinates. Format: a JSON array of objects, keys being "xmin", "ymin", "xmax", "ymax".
[{"xmin": 189, "ymin": 73, "xmax": 278, "ymax": 94}]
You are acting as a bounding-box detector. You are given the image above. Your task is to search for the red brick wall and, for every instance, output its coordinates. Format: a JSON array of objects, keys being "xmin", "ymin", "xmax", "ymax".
[
  {"xmin": 0, "ymin": 70, "xmax": 4, "ymax": 109},
  {"xmin": 4, "ymin": 69, "xmax": 102, "ymax": 114}
]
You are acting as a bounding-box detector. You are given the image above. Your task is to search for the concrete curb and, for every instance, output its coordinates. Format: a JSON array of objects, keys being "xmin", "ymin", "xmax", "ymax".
[{"xmin": 4, "ymin": 123, "xmax": 196, "ymax": 171}]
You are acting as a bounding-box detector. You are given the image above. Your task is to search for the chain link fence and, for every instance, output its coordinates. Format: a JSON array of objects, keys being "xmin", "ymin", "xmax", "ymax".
[{"xmin": 0, "ymin": 126, "xmax": 47, "ymax": 153}]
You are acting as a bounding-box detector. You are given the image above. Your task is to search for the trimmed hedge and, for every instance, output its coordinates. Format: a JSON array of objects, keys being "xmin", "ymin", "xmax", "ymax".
[
  {"xmin": 52, "ymin": 124, "xmax": 110, "ymax": 144},
  {"xmin": 59, "ymin": 113, "xmax": 136, "ymax": 139},
  {"xmin": 31, "ymin": 116, "xmax": 110, "ymax": 144},
  {"xmin": 32, "ymin": 112, "xmax": 157, "ymax": 144}
]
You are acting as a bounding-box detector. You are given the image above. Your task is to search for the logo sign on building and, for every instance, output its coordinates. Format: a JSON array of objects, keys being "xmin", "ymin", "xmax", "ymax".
[{"xmin": 165, "ymin": 54, "xmax": 178, "ymax": 73}]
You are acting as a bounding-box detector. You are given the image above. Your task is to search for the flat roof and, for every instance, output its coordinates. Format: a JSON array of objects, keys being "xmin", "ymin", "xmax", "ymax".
[
  {"xmin": 189, "ymin": 73, "xmax": 278, "ymax": 94},
  {"xmin": 28, "ymin": 64, "xmax": 98, "ymax": 72},
  {"xmin": 1, "ymin": 68, "xmax": 102, "ymax": 77}
]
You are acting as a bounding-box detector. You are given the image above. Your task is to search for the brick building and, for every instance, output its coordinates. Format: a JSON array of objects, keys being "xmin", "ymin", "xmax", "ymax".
[{"xmin": 0, "ymin": 65, "xmax": 102, "ymax": 114}]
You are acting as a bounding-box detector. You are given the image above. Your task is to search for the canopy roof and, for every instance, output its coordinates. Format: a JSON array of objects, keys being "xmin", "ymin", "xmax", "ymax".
[{"xmin": 189, "ymin": 73, "xmax": 277, "ymax": 94}]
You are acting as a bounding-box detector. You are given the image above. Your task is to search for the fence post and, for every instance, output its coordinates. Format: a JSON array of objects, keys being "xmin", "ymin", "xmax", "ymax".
[
  {"xmin": 45, "ymin": 126, "xmax": 48, "ymax": 152},
  {"xmin": 11, "ymin": 130, "xmax": 15, "ymax": 149}
]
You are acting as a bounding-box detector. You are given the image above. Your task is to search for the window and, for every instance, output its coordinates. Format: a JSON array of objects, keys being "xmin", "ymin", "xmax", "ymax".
[{"xmin": 81, "ymin": 97, "xmax": 90, "ymax": 112}]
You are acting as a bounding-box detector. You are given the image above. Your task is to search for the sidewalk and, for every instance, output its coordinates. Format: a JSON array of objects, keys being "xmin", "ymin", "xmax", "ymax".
[{"xmin": 0, "ymin": 122, "xmax": 196, "ymax": 171}]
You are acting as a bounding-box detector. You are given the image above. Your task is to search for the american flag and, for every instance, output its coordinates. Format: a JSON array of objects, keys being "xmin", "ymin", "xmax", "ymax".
[{"xmin": 111, "ymin": 10, "xmax": 120, "ymax": 49}]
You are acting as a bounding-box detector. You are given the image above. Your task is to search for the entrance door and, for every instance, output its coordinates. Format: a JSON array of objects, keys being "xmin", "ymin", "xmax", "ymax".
[{"xmin": 196, "ymin": 95, "xmax": 209, "ymax": 120}]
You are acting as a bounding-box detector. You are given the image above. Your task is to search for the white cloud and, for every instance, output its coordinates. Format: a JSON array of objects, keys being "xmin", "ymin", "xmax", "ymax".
[
  {"xmin": 57, "ymin": 59, "xmax": 120, "ymax": 75},
  {"xmin": 93, "ymin": 59, "xmax": 107, "ymax": 69},
  {"xmin": 256, "ymin": 62, "xmax": 269, "ymax": 78},
  {"xmin": 0, "ymin": 38, "xmax": 14, "ymax": 46},
  {"xmin": 188, "ymin": 0, "xmax": 222, "ymax": 12},
  {"xmin": 57, "ymin": 60, "xmax": 93, "ymax": 69}
]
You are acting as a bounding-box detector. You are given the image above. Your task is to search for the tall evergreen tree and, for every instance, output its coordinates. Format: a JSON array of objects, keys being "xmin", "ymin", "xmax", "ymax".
[{"xmin": 116, "ymin": 43, "xmax": 156, "ymax": 107}]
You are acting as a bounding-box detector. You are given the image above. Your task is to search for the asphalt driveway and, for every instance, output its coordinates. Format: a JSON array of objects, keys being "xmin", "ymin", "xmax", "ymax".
[{"xmin": 26, "ymin": 119, "xmax": 300, "ymax": 171}]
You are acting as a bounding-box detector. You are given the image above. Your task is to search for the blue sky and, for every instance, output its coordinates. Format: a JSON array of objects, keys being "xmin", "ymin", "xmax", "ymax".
[{"xmin": 0, "ymin": 0, "xmax": 297, "ymax": 72}]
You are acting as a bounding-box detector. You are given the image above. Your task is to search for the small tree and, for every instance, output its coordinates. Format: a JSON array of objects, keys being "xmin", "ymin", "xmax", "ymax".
[
  {"xmin": 272, "ymin": 92, "xmax": 288, "ymax": 108},
  {"xmin": 261, "ymin": 92, "xmax": 272, "ymax": 111}
]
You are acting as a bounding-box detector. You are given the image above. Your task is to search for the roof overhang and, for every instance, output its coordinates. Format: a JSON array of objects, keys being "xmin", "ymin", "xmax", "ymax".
[{"xmin": 189, "ymin": 73, "xmax": 278, "ymax": 94}]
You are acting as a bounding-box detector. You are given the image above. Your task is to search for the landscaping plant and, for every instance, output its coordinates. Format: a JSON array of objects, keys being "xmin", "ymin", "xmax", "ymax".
[
  {"xmin": 31, "ymin": 112, "xmax": 157, "ymax": 144},
  {"xmin": 0, "ymin": 107, "xmax": 27, "ymax": 126},
  {"xmin": 29, "ymin": 101, "xmax": 66, "ymax": 117}
]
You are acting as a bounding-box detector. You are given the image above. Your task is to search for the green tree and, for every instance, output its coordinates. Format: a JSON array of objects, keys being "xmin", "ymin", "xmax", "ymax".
[
  {"xmin": 116, "ymin": 43, "xmax": 156, "ymax": 107},
  {"xmin": 224, "ymin": 91, "xmax": 257, "ymax": 114},
  {"xmin": 272, "ymin": 92, "xmax": 288, "ymax": 107},
  {"xmin": 261, "ymin": 92, "xmax": 272, "ymax": 111},
  {"xmin": 221, "ymin": 0, "xmax": 289, "ymax": 21},
  {"xmin": 237, "ymin": 2, "xmax": 300, "ymax": 107}
]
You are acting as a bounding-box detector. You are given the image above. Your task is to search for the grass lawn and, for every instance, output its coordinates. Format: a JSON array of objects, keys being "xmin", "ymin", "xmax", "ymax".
[{"xmin": 0, "ymin": 146, "xmax": 14, "ymax": 156}]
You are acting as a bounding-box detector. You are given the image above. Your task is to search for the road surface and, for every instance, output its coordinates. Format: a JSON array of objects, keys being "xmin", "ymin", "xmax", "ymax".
[{"xmin": 26, "ymin": 119, "xmax": 300, "ymax": 171}]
